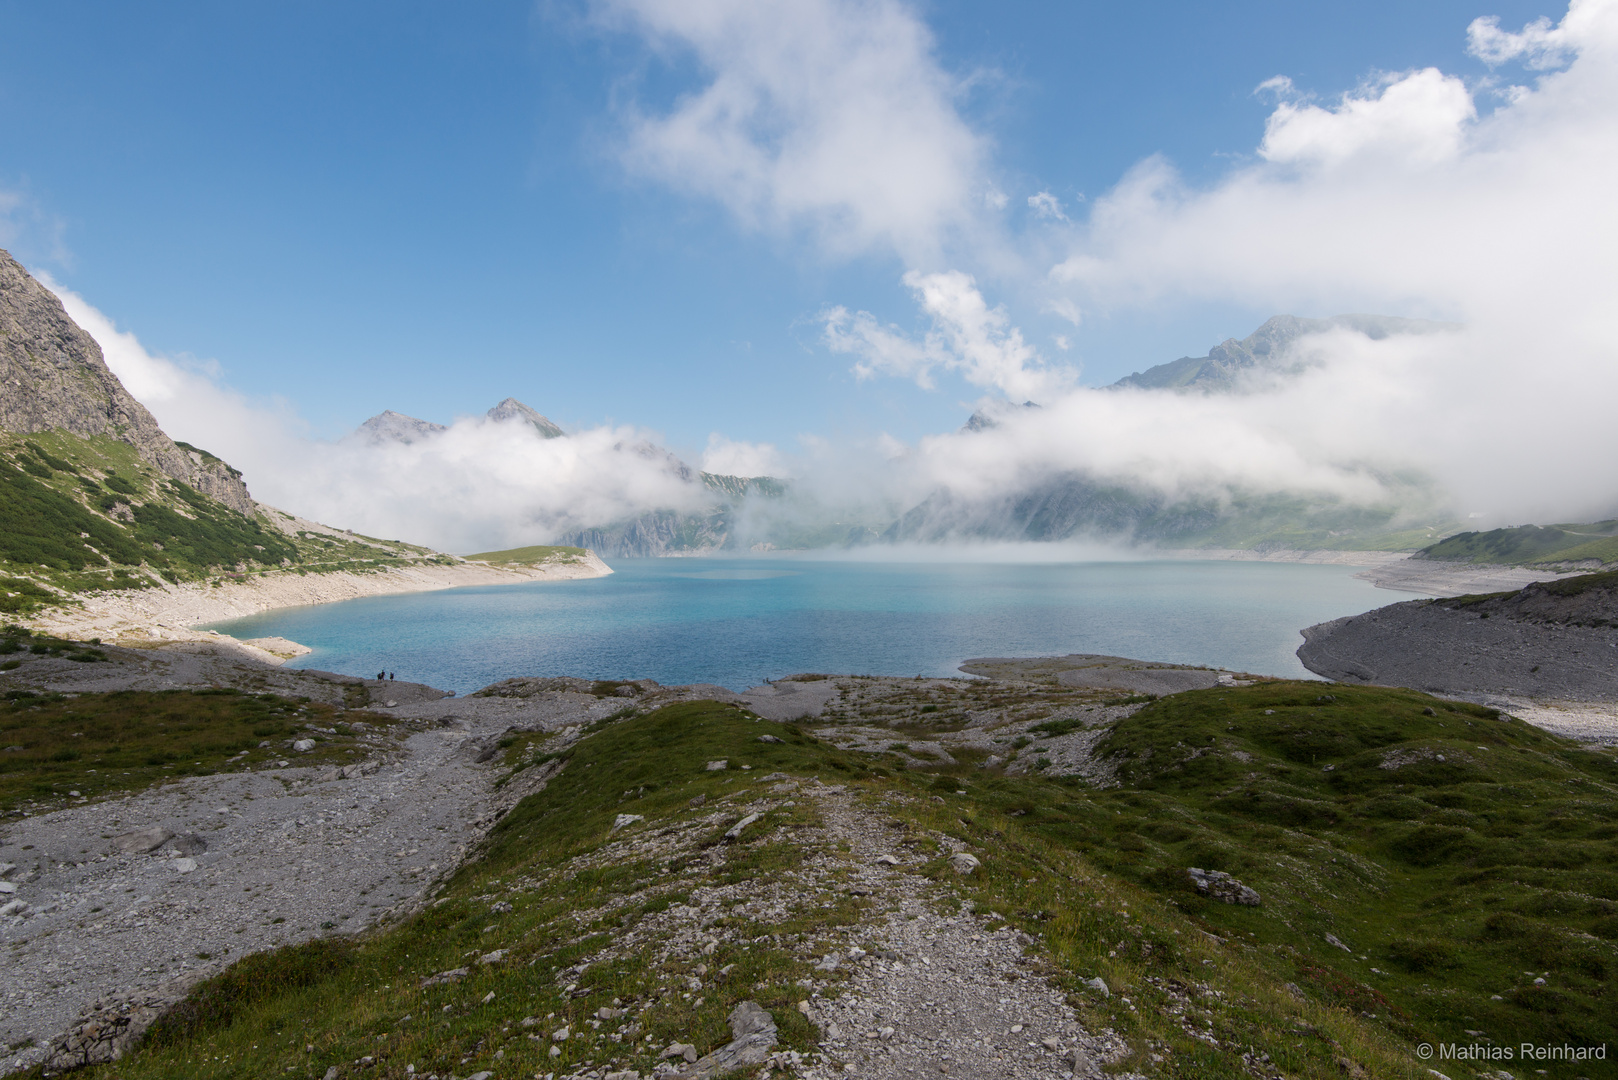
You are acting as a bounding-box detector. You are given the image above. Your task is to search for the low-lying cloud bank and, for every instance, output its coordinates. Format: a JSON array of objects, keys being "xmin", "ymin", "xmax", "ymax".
[{"xmin": 50, "ymin": 279, "xmax": 715, "ymax": 553}]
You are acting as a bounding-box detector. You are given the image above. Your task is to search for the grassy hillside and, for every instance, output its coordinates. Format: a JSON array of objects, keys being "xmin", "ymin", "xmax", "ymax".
[
  {"xmin": 54, "ymin": 682, "xmax": 1617, "ymax": 1080},
  {"xmin": 0, "ymin": 430, "xmax": 453, "ymax": 614},
  {"xmin": 1418, "ymin": 519, "xmax": 1618, "ymax": 567}
]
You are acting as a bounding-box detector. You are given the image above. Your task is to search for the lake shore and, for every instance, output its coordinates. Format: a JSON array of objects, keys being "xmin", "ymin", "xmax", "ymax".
[
  {"xmin": 23, "ymin": 552, "xmax": 613, "ymax": 664},
  {"xmin": 1153, "ymin": 546, "xmax": 1585, "ymax": 597}
]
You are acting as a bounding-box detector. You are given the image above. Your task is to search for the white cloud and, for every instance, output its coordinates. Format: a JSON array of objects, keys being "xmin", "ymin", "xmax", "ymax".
[
  {"xmin": 1467, "ymin": 7, "xmax": 1583, "ymax": 68},
  {"xmin": 599, "ymin": 0, "xmax": 987, "ymax": 260},
  {"xmin": 1026, "ymin": 190, "xmax": 1068, "ymax": 220},
  {"xmin": 45, "ymin": 282, "xmax": 716, "ymax": 553},
  {"xmin": 823, "ymin": 270, "xmax": 1075, "ymax": 402},
  {"xmin": 701, "ymin": 433, "xmax": 786, "ymax": 477},
  {"xmin": 1027, "ymin": 0, "xmax": 1618, "ymax": 522},
  {"xmin": 1258, "ymin": 68, "xmax": 1476, "ymax": 167}
]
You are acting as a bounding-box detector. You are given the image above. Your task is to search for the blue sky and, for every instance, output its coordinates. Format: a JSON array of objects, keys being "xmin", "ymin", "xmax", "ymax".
[{"xmin": 0, "ymin": 0, "xmax": 1555, "ymax": 462}]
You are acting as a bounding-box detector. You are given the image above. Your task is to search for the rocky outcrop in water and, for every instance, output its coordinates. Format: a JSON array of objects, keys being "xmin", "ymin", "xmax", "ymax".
[{"xmin": 0, "ymin": 248, "xmax": 256, "ymax": 514}]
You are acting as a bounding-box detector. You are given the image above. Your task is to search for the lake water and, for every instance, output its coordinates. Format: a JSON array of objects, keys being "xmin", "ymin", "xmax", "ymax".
[{"xmin": 202, "ymin": 556, "xmax": 1415, "ymax": 696}]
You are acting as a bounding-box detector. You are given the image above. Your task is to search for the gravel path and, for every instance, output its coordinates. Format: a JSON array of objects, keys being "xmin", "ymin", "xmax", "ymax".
[
  {"xmin": 795, "ymin": 788, "xmax": 1129, "ymax": 1080},
  {"xmin": 525, "ymin": 771, "xmax": 1136, "ymax": 1080}
]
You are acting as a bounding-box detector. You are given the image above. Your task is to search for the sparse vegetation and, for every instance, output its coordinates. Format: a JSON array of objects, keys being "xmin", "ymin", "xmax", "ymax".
[{"xmin": 0, "ymin": 682, "xmax": 404, "ymax": 813}]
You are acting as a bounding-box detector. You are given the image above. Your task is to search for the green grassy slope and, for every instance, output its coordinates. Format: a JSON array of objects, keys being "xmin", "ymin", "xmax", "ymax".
[
  {"xmin": 58, "ymin": 680, "xmax": 1618, "ymax": 1080},
  {"xmin": 1011, "ymin": 684, "xmax": 1618, "ymax": 1052},
  {"xmin": 0, "ymin": 430, "xmax": 453, "ymax": 615},
  {"xmin": 1418, "ymin": 520, "xmax": 1618, "ymax": 567}
]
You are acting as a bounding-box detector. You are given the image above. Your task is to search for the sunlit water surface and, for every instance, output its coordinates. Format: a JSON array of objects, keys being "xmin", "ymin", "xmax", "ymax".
[{"xmin": 202, "ymin": 556, "xmax": 1415, "ymax": 695}]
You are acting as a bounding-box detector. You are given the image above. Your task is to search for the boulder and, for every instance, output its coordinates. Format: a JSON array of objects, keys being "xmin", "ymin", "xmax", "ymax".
[
  {"xmin": 724, "ymin": 812, "xmax": 763, "ymax": 841},
  {"xmin": 112, "ymin": 827, "xmax": 172, "ymax": 855},
  {"xmin": 948, "ymin": 852, "xmax": 981, "ymax": 875},
  {"xmin": 1187, "ymin": 867, "xmax": 1261, "ymax": 906},
  {"xmin": 672, "ymin": 1001, "xmax": 777, "ymax": 1078},
  {"xmin": 41, "ymin": 994, "xmax": 171, "ymax": 1071}
]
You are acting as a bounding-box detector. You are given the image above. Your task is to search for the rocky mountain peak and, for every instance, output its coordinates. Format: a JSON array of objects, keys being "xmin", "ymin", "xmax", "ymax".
[
  {"xmin": 485, "ymin": 397, "xmax": 564, "ymax": 439},
  {"xmin": 356, "ymin": 410, "xmax": 448, "ymax": 445},
  {"xmin": 1110, "ymin": 313, "xmax": 1460, "ymax": 393},
  {"xmin": 0, "ymin": 248, "xmax": 256, "ymax": 514}
]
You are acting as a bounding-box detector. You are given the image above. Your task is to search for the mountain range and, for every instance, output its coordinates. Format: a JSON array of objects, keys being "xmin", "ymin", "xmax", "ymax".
[
  {"xmin": 344, "ymin": 314, "xmax": 1469, "ymax": 556},
  {"xmin": 2, "ymin": 242, "xmax": 1470, "ymax": 566}
]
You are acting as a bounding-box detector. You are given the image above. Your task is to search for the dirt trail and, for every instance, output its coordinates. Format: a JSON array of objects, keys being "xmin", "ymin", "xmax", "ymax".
[{"xmin": 797, "ymin": 787, "xmax": 1129, "ymax": 1079}]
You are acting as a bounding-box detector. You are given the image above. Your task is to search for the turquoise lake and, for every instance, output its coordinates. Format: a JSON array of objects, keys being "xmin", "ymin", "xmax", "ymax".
[{"xmin": 202, "ymin": 556, "xmax": 1416, "ymax": 695}]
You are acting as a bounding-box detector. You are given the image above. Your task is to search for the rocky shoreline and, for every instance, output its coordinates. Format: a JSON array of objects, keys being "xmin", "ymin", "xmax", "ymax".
[
  {"xmin": 1297, "ymin": 572, "xmax": 1618, "ymax": 741},
  {"xmin": 21, "ymin": 552, "xmax": 613, "ymax": 661},
  {"xmin": 1155, "ymin": 546, "xmax": 1591, "ymax": 598}
]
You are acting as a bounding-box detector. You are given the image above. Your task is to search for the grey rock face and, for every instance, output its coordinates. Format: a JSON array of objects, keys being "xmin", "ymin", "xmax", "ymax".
[
  {"xmin": 557, "ymin": 506, "xmax": 732, "ymax": 558},
  {"xmin": 0, "ymin": 248, "xmax": 257, "ymax": 514},
  {"xmin": 41, "ymin": 993, "xmax": 171, "ymax": 1072}
]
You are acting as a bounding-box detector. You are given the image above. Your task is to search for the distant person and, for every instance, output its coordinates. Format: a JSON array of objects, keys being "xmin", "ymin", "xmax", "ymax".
[
  {"xmin": 389, "ymin": 672, "xmax": 395, "ymax": 680},
  {"xmin": 377, "ymin": 671, "xmax": 384, "ymax": 681}
]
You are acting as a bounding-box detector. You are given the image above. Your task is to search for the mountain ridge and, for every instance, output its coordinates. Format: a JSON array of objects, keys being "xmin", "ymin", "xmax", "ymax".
[
  {"xmin": 1, "ymin": 249, "xmax": 256, "ymax": 515},
  {"xmin": 1110, "ymin": 313, "xmax": 1459, "ymax": 393}
]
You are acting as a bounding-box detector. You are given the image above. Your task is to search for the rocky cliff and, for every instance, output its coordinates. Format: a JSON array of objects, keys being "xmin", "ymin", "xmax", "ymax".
[{"xmin": 0, "ymin": 249, "xmax": 257, "ymax": 515}]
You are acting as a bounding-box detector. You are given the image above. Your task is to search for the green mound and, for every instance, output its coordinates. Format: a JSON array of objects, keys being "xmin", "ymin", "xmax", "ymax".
[
  {"xmin": 462, "ymin": 544, "xmax": 587, "ymax": 565},
  {"xmin": 1419, "ymin": 519, "xmax": 1618, "ymax": 567}
]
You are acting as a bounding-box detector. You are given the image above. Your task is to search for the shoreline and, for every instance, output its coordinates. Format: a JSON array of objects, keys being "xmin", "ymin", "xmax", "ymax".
[
  {"xmin": 1154, "ymin": 547, "xmax": 1589, "ymax": 597},
  {"xmin": 22, "ymin": 552, "xmax": 613, "ymax": 663}
]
